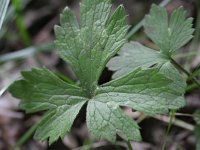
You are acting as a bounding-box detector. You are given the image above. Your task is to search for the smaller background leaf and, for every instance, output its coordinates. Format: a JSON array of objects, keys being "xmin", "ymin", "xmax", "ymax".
[
  {"xmin": 144, "ymin": 4, "xmax": 194, "ymax": 54},
  {"xmin": 107, "ymin": 42, "xmax": 168, "ymax": 79},
  {"xmin": 107, "ymin": 42, "xmax": 186, "ymax": 95}
]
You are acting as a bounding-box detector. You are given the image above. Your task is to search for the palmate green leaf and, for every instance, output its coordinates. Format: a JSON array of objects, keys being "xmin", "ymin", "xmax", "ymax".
[
  {"xmin": 55, "ymin": 0, "xmax": 129, "ymax": 96},
  {"xmin": 9, "ymin": 68, "xmax": 87, "ymax": 144},
  {"xmin": 9, "ymin": 1, "xmax": 187, "ymax": 145},
  {"xmin": 144, "ymin": 4, "xmax": 194, "ymax": 55}
]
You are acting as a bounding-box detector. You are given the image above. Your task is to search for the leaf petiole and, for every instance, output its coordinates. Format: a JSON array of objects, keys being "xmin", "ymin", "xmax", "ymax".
[{"xmin": 171, "ymin": 58, "xmax": 200, "ymax": 88}]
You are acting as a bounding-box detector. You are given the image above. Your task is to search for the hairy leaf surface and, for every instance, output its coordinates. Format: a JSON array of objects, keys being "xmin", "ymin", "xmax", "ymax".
[
  {"xmin": 87, "ymin": 101, "xmax": 141, "ymax": 142},
  {"xmin": 107, "ymin": 42, "xmax": 168, "ymax": 79},
  {"xmin": 96, "ymin": 68, "xmax": 185, "ymax": 114},
  {"xmin": 55, "ymin": 0, "xmax": 128, "ymax": 96},
  {"xmin": 9, "ymin": 68, "xmax": 87, "ymax": 144},
  {"xmin": 9, "ymin": 1, "xmax": 188, "ymax": 145},
  {"xmin": 107, "ymin": 42, "xmax": 186, "ymax": 94}
]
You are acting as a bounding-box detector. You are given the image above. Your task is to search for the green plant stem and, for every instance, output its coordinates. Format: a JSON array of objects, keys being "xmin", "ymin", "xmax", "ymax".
[
  {"xmin": 171, "ymin": 58, "xmax": 200, "ymax": 88},
  {"xmin": 166, "ymin": 110, "xmax": 176, "ymax": 135},
  {"xmin": 161, "ymin": 110, "xmax": 176, "ymax": 150},
  {"xmin": 125, "ymin": 19, "xmax": 144, "ymax": 40},
  {"xmin": 186, "ymin": 83, "xmax": 199, "ymax": 92},
  {"xmin": 125, "ymin": 0, "xmax": 171, "ymax": 39},
  {"xmin": 126, "ymin": 141, "xmax": 133, "ymax": 150}
]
